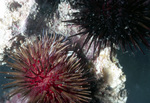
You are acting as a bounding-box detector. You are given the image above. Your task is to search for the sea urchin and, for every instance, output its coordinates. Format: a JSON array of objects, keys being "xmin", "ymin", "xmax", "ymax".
[
  {"xmin": 67, "ymin": 0, "xmax": 150, "ymax": 56},
  {"xmin": 1, "ymin": 34, "xmax": 91, "ymax": 103}
]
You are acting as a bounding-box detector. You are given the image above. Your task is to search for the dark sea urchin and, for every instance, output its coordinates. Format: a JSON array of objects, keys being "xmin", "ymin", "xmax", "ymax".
[
  {"xmin": 67, "ymin": 0, "xmax": 150, "ymax": 56},
  {"xmin": 1, "ymin": 34, "xmax": 92, "ymax": 103}
]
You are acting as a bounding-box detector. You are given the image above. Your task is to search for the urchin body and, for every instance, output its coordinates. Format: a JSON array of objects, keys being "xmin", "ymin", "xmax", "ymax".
[
  {"xmin": 2, "ymin": 34, "xmax": 91, "ymax": 103},
  {"xmin": 67, "ymin": 0, "xmax": 150, "ymax": 55}
]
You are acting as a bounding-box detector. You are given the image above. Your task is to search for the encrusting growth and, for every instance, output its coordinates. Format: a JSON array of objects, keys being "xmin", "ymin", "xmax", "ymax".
[{"xmin": 1, "ymin": 34, "xmax": 92, "ymax": 103}]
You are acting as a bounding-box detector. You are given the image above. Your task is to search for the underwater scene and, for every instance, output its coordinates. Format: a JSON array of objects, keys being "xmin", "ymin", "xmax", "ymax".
[{"xmin": 0, "ymin": 0, "xmax": 150, "ymax": 103}]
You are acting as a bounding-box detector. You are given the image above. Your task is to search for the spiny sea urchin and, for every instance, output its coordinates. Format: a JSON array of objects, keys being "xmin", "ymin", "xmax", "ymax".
[
  {"xmin": 67, "ymin": 0, "xmax": 150, "ymax": 56},
  {"xmin": 1, "ymin": 34, "xmax": 92, "ymax": 103}
]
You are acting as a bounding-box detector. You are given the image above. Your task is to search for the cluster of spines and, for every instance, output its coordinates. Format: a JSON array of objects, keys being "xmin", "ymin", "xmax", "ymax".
[
  {"xmin": 66, "ymin": 0, "xmax": 150, "ymax": 57},
  {"xmin": 1, "ymin": 34, "xmax": 92, "ymax": 103}
]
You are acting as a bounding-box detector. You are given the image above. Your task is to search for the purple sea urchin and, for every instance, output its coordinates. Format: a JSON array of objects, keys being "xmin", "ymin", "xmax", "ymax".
[
  {"xmin": 1, "ymin": 34, "xmax": 92, "ymax": 103},
  {"xmin": 67, "ymin": 0, "xmax": 150, "ymax": 56}
]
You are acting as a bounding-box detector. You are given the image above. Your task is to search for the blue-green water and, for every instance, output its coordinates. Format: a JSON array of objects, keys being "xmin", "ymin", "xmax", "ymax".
[
  {"xmin": 0, "ymin": 65, "xmax": 10, "ymax": 102},
  {"xmin": 117, "ymin": 49, "xmax": 150, "ymax": 103}
]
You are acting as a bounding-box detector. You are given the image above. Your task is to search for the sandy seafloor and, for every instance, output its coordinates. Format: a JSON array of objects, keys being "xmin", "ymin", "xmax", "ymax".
[{"xmin": 0, "ymin": 49, "xmax": 150, "ymax": 103}]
